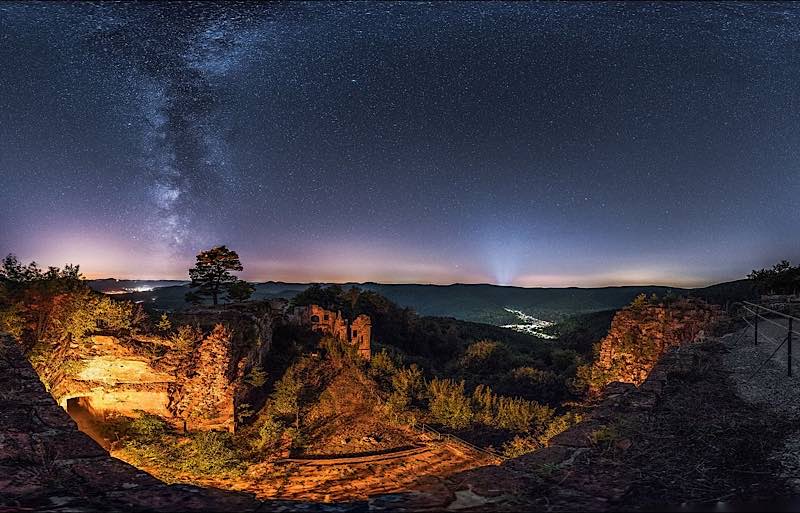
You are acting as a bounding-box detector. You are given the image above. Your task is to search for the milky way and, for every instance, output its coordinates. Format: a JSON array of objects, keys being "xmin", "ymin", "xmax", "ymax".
[{"xmin": 1, "ymin": 2, "xmax": 799, "ymax": 285}]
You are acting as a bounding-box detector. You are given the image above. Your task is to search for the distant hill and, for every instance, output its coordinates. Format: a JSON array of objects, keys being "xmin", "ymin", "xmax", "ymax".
[
  {"xmin": 686, "ymin": 279, "xmax": 758, "ymax": 305},
  {"xmin": 88, "ymin": 278, "xmax": 758, "ymax": 325}
]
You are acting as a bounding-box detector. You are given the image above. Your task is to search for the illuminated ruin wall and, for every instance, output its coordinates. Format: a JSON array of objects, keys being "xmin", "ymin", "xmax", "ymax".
[{"xmin": 291, "ymin": 304, "xmax": 372, "ymax": 359}]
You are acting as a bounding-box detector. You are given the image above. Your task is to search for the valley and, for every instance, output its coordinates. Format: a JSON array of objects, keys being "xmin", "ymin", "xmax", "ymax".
[{"xmin": 500, "ymin": 307, "xmax": 556, "ymax": 338}]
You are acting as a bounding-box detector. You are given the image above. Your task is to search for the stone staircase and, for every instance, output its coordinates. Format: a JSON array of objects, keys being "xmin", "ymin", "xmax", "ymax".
[{"xmin": 182, "ymin": 441, "xmax": 492, "ymax": 503}]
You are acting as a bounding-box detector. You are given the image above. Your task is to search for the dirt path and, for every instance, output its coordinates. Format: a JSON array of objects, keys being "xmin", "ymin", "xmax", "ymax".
[
  {"xmin": 127, "ymin": 441, "xmax": 493, "ymax": 503},
  {"xmin": 721, "ymin": 320, "xmax": 799, "ymax": 411},
  {"xmin": 721, "ymin": 324, "xmax": 800, "ymax": 492}
]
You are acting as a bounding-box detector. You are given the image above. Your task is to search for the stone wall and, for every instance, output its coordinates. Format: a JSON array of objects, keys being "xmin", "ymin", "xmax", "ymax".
[
  {"xmin": 350, "ymin": 314, "xmax": 372, "ymax": 360},
  {"xmin": 0, "ymin": 334, "xmax": 258, "ymax": 511},
  {"xmin": 291, "ymin": 304, "xmax": 372, "ymax": 359}
]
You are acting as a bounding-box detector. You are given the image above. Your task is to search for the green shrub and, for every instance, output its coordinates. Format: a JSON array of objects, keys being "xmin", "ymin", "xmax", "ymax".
[
  {"xmin": 502, "ymin": 435, "xmax": 541, "ymax": 458},
  {"xmin": 388, "ymin": 364, "xmax": 425, "ymax": 412},
  {"xmin": 271, "ymin": 367, "xmax": 303, "ymax": 427},
  {"xmin": 244, "ymin": 365, "xmax": 267, "ymax": 387},
  {"xmin": 283, "ymin": 426, "xmax": 306, "ymax": 449},
  {"xmin": 590, "ymin": 423, "xmax": 622, "ymax": 450},
  {"xmin": 504, "ymin": 366, "xmax": 562, "ymax": 402},
  {"xmin": 157, "ymin": 313, "xmax": 172, "ymax": 332},
  {"xmin": 458, "ymin": 340, "xmax": 513, "ymax": 374},
  {"xmin": 237, "ymin": 402, "xmax": 255, "ymax": 424},
  {"xmin": 128, "ymin": 410, "xmax": 171, "ymax": 438},
  {"xmin": 172, "ymin": 324, "xmax": 202, "ymax": 350},
  {"xmin": 550, "ymin": 349, "xmax": 579, "ymax": 371},
  {"xmin": 255, "ymin": 415, "xmax": 285, "ymax": 450},
  {"xmin": 369, "ymin": 350, "xmax": 399, "ymax": 387},
  {"xmin": 471, "ymin": 383, "xmax": 553, "ymax": 433},
  {"xmin": 320, "ymin": 335, "xmax": 358, "ymax": 363},
  {"xmin": 178, "ymin": 431, "xmax": 243, "ymax": 475},
  {"xmin": 427, "ymin": 378, "xmax": 473, "ymax": 429},
  {"xmin": 538, "ymin": 412, "xmax": 582, "ymax": 445}
]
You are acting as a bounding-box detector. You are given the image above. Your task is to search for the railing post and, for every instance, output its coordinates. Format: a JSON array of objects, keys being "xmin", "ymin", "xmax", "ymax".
[
  {"xmin": 789, "ymin": 318, "xmax": 793, "ymax": 377},
  {"xmin": 755, "ymin": 313, "xmax": 759, "ymax": 346}
]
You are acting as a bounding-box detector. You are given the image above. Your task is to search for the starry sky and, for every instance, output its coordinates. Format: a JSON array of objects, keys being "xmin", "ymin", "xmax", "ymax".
[{"xmin": 1, "ymin": 1, "xmax": 798, "ymax": 287}]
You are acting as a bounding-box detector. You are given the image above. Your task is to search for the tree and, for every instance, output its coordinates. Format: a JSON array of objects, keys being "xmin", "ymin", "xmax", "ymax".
[
  {"xmin": 226, "ymin": 280, "xmax": 255, "ymax": 302},
  {"xmin": 272, "ymin": 367, "xmax": 303, "ymax": 428},
  {"xmin": 156, "ymin": 313, "xmax": 172, "ymax": 332},
  {"xmin": 187, "ymin": 246, "xmax": 243, "ymax": 306},
  {"xmin": 244, "ymin": 365, "xmax": 267, "ymax": 387},
  {"xmin": 748, "ymin": 260, "xmax": 800, "ymax": 295}
]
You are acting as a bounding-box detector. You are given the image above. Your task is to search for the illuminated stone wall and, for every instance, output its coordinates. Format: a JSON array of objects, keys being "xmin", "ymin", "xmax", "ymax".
[{"xmin": 292, "ymin": 304, "xmax": 372, "ymax": 359}]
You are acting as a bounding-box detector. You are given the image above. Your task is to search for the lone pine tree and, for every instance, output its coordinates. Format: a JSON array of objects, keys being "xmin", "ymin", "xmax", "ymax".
[{"xmin": 187, "ymin": 246, "xmax": 244, "ymax": 306}]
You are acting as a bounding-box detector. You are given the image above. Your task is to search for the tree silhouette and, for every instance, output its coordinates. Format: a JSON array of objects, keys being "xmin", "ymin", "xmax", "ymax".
[
  {"xmin": 227, "ymin": 280, "xmax": 255, "ymax": 302},
  {"xmin": 187, "ymin": 246, "xmax": 243, "ymax": 306}
]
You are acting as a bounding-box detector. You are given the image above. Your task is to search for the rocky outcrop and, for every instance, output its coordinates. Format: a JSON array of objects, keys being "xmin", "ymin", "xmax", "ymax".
[
  {"xmin": 584, "ymin": 298, "xmax": 720, "ymax": 392},
  {"xmin": 28, "ymin": 299, "xmax": 370, "ymax": 436},
  {"xmin": 172, "ymin": 324, "xmax": 237, "ymax": 431},
  {"xmin": 39, "ymin": 301, "xmax": 282, "ymax": 433},
  {"xmin": 0, "ymin": 334, "xmax": 246, "ymax": 511},
  {"xmin": 0, "ymin": 333, "xmax": 370, "ymax": 512}
]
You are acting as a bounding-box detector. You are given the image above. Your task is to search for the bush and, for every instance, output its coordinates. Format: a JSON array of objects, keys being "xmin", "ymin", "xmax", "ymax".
[
  {"xmin": 237, "ymin": 402, "xmax": 255, "ymax": 424},
  {"xmin": 172, "ymin": 324, "xmax": 202, "ymax": 350},
  {"xmin": 503, "ymin": 366, "xmax": 563, "ymax": 402},
  {"xmin": 271, "ymin": 367, "xmax": 303, "ymax": 427},
  {"xmin": 427, "ymin": 378, "xmax": 473, "ymax": 429},
  {"xmin": 388, "ymin": 364, "xmax": 425, "ymax": 412},
  {"xmin": 244, "ymin": 365, "xmax": 267, "ymax": 387},
  {"xmin": 590, "ymin": 424, "xmax": 620, "ymax": 449},
  {"xmin": 369, "ymin": 350, "xmax": 399, "ymax": 387},
  {"xmin": 550, "ymin": 349, "xmax": 579, "ymax": 371},
  {"xmin": 472, "ymin": 384, "xmax": 553, "ymax": 433},
  {"xmin": 178, "ymin": 431, "xmax": 243, "ymax": 475},
  {"xmin": 128, "ymin": 410, "xmax": 171, "ymax": 438},
  {"xmin": 502, "ymin": 435, "xmax": 541, "ymax": 458},
  {"xmin": 538, "ymin": 412, "xmax": 582, "ymax": 445},
  {"xmin": 748, "ymin": 260, "xmax": 800, "ymax": 295},
  {"xmin": 458, "ymin": 340, "xmax": 513, "ymax": 374},
  {"xmin": 472, "ymin": 384, "xmax": 496, "ymax": 424},
  {"xmin": 157, "ymin": 313, "xmax": 172, "ymax": 332},
  {"xmin": 254, "ymin": 415, "xmax": 285, "ymax": 450},
  {"xmin": 320, "ymin": 335, "xmax": 358, "ymax": 364}
]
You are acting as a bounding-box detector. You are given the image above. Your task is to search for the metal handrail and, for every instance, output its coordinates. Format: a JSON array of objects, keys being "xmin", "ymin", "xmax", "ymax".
[
  {"xmin": 415, "ymin": 422, "xmax": 506, "ymax": 460},
  {"xmin": 741, "ymin": 305, "xmax": 800, "ymax": 338},
  {"xmin": 743, "ymin": 317, "xmax": 781, "ymax": 347},
  {"xmin": 737, "ymin": 301, "xmax": 797, "ymax": 377},
  {"xmin": 743, "ymin": 301, "xmax": 800, "ymax": 324}
]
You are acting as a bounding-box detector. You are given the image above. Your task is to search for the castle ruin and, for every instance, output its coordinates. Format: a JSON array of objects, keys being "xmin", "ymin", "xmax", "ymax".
[{"xmin": 290, "ymin": 304, "xmax": 372, "ymax": 360}]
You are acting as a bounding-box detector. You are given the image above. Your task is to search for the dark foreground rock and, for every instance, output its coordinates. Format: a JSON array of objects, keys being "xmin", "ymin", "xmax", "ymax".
[{"xmin": 0, "ymin": 334, "xmax": 365, "ymax": 513}]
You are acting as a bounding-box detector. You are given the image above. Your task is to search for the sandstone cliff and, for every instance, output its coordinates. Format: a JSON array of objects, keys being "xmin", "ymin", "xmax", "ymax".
[
  {"xmin": 581, "ymin": 297, "xmax": 720, "ymax": 393},
  {"xmin": 35, "ymin": 301, "xmax": 282, "ymax": 433}
]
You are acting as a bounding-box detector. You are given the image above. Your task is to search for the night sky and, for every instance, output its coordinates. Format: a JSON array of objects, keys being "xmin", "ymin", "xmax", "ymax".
[{"xmin": 1, "ymin": 2, "xmax": 798, "ymax": 286}]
